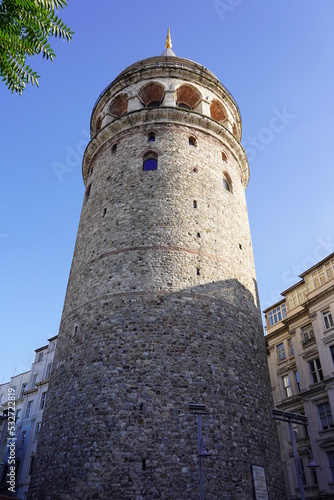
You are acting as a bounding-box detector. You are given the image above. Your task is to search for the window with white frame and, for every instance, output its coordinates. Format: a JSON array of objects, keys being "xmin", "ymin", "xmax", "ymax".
[
  {"xmin": 286, "ymin": 285, "xmax": 307, "ymax": 311},
  {"xmin": 20, "ymin": 430, "xmax": 26, "ymax": 448},
  {"xmin": 277, "ymin": 342, "xmax": 286, "ymax": 362},
  {"xmin": 20, "ymin": 383, "xmax": 28, "ymax": 398},
  {"xmin": 322, "ymin": 309, "xmax": 334, "ymax": 330},
  {"xmin": 294, "ymin": 371, "xmax": 301, "ymax": 392},
  {"xmin": 299, "ymin": 458, "xmax": 307, "ymax": 485},
  {"xmin": 301, "ymin": 323, "xmax": 315, "ymax": 346},
  {"xmin": 31, "ymin": 374, "xmax": 38, "ymax": 388},
  {"xmin": 325, "ymin": 259, "xmax": 334, "ymax": 280},
  {"xmin": 34, "ymin": 422, "xmax": 41, "ymax": 441},
  {"xmin": 28, "ymin": 455, "xmax": 35, "ymax": 476},
  {"xmin": 50, "ymin": 340, "xmax": 57, "ymax": 351},
  {"xmin": 39, "ymin": 392, "xmax": 47, "ymax": 410},
  {"xmin": 306, "ymin": 267, "xmax": 327, "ymax": 291},
  {"xmin": 268, "ymin": 303, "xmax": 287, "ymax": 327},
  {"xmin": 282, "ymin": 375, "xmax": 292, "ymax": 398},
  {"xmin": 36, "ymin": 352, "xmax": 43, "ymax": 363},
  {"xmin": 309, "ymin": 358, "xmax": 323, "ymax": 384},
  {"xmin": 46, "ymin": 363, "xmax": 52, "ymax": 379},
  {"xmin": 327, "ymin": 451, "xmax": 334, "ymax": 480},
  {"xmin": 330, "ymin": 345, "xmax": 334, "ymax": 364},
  {"xmin": 288, "ymin": 338, "xmax": 294, "ymax": 356},
  {"xmin": 317, "ymin": 402, "xmax": 334, "ymax": 430},
  {"xmin": 25, "ymin": 401, "xmax": 32, "ymax": 418}
]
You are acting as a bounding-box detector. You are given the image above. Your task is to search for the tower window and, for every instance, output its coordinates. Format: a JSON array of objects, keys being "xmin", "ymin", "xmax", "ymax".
[
  {"xmin": 111, "ymin": 144, "xmax": 117, "ymax": 154},
  {"xmin": 222, "ymin": 172, "xmax": 232, "ymax": 193},
  {"xmin": 176, "ymin": 84, "xmax": 201, "ymax": 110},
  {"xmin": 210, "ymin": 99, "xmax": 226, "ymax": 123},
  {"xmin": 84, "ymin": 184, "xmax": 91, "ymax": 204},
  {"xmin": 189, "ymin": 136, "xmax": 197, "ymax": 147},
  {"xmin": 223, "ymin": 178, "xmax": 230, "ymax": 192},
  {"xmin": 109, "ymin": 94, "xmax": 128, "ymax": 117},
  {"xmin": 178, "ymin": 103, "xmax": 191, "ymax": 110},
  {"xmin": 193, "ymin": 200, "xmax": 197, "ymax": 208},
  {"xmin": 143, "ymin": 152, "xmax": 158, "ymax": 171},
  {"xmin": 148, "ymin": 132, "xmax": 155, "ymax": 142},
  {"xmin": 221, "ymin": 150, "xmax": 227, "ymax": 161},
  {"xmin": 138, "ymin": 82, "xmax": 165, "ymax": 107}
]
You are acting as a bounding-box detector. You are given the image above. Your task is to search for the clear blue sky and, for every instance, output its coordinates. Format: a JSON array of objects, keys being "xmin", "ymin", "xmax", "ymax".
[{"xmin": 1, "ymin": 0, "xmax": 334, "ymax": 382}]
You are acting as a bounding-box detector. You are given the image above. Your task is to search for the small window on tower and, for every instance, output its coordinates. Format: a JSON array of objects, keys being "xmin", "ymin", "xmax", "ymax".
[
  {"xmin": 111, "ymin": 144, "xmax": 117, "ymax": 154},
  {"xmin": 143, "ymin": 152, "xmax": 158, "ymax": 171},
  {"xmin": 189, "ymin": 136, "xmax": 197, "ymax": 147},
  {"xmin": 222, "ymin": 172, "xmax": 232, "ymax": 193},
  {"xmin": 148, "ymin": 132, "xmax": 155, "ymax": 142}
]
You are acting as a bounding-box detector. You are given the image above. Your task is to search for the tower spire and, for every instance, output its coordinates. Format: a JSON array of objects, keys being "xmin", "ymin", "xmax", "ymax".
[
  {"xmin": 165, "ymin": 27, "xmax": 172, "ymax": 49},
  {"xmin": 161, "ymin": 27, "xmax": 176, "ymax": 57}
]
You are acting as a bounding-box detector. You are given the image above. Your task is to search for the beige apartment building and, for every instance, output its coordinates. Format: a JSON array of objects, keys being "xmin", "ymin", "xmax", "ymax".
[{"xmin": 265, "ymin": 252, "xmax": 334, "ymax": 499}]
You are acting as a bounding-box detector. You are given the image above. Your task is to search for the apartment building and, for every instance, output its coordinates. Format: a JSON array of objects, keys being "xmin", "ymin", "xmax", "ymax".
[
  {"xmin": 0, "ymin": 336, "xmax": 57, "ymax": 499},
  {"xmin": 265, "ymin": 253, "xmax": 334, "ymax": 499}
]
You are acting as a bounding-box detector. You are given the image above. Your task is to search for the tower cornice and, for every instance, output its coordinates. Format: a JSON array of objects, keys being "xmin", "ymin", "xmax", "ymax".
[{"xmin": 82, "ymin": 106, "xmax": 249, "ymax": 187}]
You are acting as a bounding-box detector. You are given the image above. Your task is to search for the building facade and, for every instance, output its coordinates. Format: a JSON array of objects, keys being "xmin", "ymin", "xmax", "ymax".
[
  {"xmin": 0, "ymin": 336, "xmax": 57, "ymax": 499},
  {"xmin": 28, "ymin": 32, "xmax": 285, "ymax": 499},
  {"xmin": 265, "ymin": 252, "xmax": 334, "ymax": 499}
]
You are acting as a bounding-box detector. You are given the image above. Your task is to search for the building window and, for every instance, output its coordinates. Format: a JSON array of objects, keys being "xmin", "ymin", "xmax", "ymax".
[
  {"xmin": 317, "ymin": 402, "xmax": 334, "ymax": 430},
  {"xmin": 323, "ymin": 309, "xmax": 334, "ymax": 330},
  {"xmin": 25, "ymin": 401, "xmax": 32, "ymax": 418},
  {"xmin": 325, "ymin": 259, "xmax": 334, "ymax": 280},
  {"xmin": 20, "ymin": 383, "xmax": 28, "ymax": 398},
  {"xmin": 295, "ymin": 371, "xmax": 301, "ymax": 392},
  {"xmin": 34, "ymin": 422, "xmax": 41, "ymax": 441},
  {"xmin": 143, "ymin": 152, "xmax": 158, "ymax": 171},
  {"xmin": 277, "ymin": 342, "xmax": 286, "ymax": 362},
  {"xmin": 15, "ymin": 409, "xmax": 21, "ymax": 422},
  {"xmin": 327, "ymin": 451, "xmax": 334, "ymax": 480},
  {"xmin": 282, "ymin": 375, "xmax": 292, "ymax": 398},
  {"xmin": 50, "ymin": 340, "xmax": 57, "ymax": 351},
  {"xmin": 111, "ymin": 144, "xmax": 117, "ymax": 154},
  {"xmin": 305, "ymin": 266, "xmax": 330, "ymax": 291},
  {"xmin": 330, "ymin": 345, "xmax": 334, "ymax": 364},
  {"xmin": 40, "ymin": 392, "xmax": 47, "ymax": 410},
  {"xmin": 20, "ymin": 431, "xmax": 26, "ymax": 448},
  {"xmin": 189, "ymin": 136, "xmax": 197, "ymax": 147},
  {"xmin": 46, "ymin": 363, "xmax": 52, "ymax": 379},
  {"xmin": 148, "ymin": 132, "xmax": 155, "ymax": 142},
  {"xmin": 32, "ymin": 374, "xmax": 38, "ymax": 388},
  {"xmin": 268, "ymin": 303, "xmax": 287, "ymax": 327},
  {"xmin": 299, "ymin": 458, "xmax": 307, "ymax": 485},
  {"xmin": 28, "ymin": 455, "xmax": 35, "ymax": 476},
  {"xmin": 221, "ymin": 150, "xmax": 227, "ymax": 161},
  {"xmin": 309, "ymin": 358, "xmax": 323, "ymax": 384},
  {"xmin": 288, "ymin": 338, "xmax": 294, "ymax": 356},
  {"xmin": 36, "ymin": 352, "xmax": 43, "ymax": 363},
  {"xmin": 302, "ymin": 324, "xmax": 315, "ymax": 346},
  {"xmin": 286, "ymin": 285, "xmax": 307, "ymax": 311}
]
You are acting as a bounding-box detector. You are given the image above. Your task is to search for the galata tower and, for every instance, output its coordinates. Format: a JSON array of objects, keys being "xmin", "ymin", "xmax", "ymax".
[{"xmin": 29, "ymin": 30, "xmax": 285, "ymax": 499}]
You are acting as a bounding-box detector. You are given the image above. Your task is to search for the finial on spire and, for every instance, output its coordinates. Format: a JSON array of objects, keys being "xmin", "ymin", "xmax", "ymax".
[{"xmin": 165, "ymin": 27, "xmax": 172, "ymax": 49}]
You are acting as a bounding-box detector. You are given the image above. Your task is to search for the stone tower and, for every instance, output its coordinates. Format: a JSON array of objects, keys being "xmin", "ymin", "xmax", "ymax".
[{"xmin": 29, "ymin": 32, "xmax": 285, "ymax": 499}]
